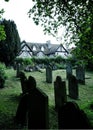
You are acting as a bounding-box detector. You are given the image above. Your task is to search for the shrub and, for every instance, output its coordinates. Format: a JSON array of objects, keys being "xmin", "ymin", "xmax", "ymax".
[
  {"xmin": 23, "ymin": 58, "xmax": 33, "ymax": 66},
  {"xmin": 56, "ymin": 63, "xmax": 66, "ymax": 69},
  {"xmin": 0, "ymin": 62, "xmax": 7, "ymax": 88}
]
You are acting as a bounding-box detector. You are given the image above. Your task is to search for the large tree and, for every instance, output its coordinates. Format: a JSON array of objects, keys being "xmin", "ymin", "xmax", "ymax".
[
  {"xmin": 0, "ymin": 19, "xmax": 21, "ymax": 66},
  {"xmin": 28, "ymin": 0, "xmax": 93, "ymax": 64}
]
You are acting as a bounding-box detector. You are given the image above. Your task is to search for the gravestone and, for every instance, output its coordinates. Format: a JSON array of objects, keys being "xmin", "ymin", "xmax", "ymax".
[
  {"xmin": 16, "ymin": 63, "xmax": 21, "ymax": 77},
  {"xmin": 76, "ymin": 65, "xmax": 85, "ymax": 85},
  {"xmin": 66, "ymin": 62, "xmax": 72, "ymax": 79},
  {"xmin": 54, "ymin": 76, "xmax": 67, "ymax": 110},
  {"xmin": 46, "ymin": 65, "xmax": 52, "ymax": 83},
  {"xmin": 28, "ymin": 87, "xmax": 49, "ymax": 129},
  {"xmin": 68, "ymin": 74, "xmax": 78, "ymax": 99},
  {"xmin": 19, "ymin": 71, "xmax": 27, "ymax": 94},
  {"xmin": 15, "ymin": 76, "xmax": 49, "ymax": 129},
  {"xmin": 58, "ymin": 101, "xmax": 91, "ymax": 129}
]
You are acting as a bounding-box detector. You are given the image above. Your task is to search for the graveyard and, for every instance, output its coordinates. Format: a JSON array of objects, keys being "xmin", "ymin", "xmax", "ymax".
[{"xmin": 0, "ymin": 68, "xmax": 93, "ymax": 129}]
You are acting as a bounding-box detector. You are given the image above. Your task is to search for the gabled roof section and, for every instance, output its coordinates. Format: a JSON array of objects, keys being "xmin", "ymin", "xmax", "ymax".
[{"xmin": 21, "ymin": 40, "xmax": 69, "ymax": 56}]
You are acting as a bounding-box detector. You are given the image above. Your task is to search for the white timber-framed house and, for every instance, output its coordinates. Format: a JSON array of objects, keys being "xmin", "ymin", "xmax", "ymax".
[{"xmin": 18, "ymin": 40, "xmax": 69, "ymax": 58}]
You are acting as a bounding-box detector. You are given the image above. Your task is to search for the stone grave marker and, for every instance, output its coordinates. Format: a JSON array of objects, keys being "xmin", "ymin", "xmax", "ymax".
[
  {"xmin": 16, "ymin": 63, "xmax": 21, "ymax": 77},
  {"xmin": 19, "ymin": 71, "xmax": 27, "ymax": 94},
  {"xmin": 66, "ymin": 62, "xmax": 72, "ymax": 79},
  {"xmin": 58, "ymin": 101, "xmax": 91, "ymax": 129},
  {"xmin": 46, "ymin": 65, "xmax": 52, "ymax": 83},
  {"xmin": 54, "ymin": 76, "xmax": 67, "ymax": 110},
  {"xmin": 76, "ymin": 65, "xmax": 85, "ymax": 85},
  {"xmin": 28, "ymin": 87, "xmax": 49, "ymax": 129},
  {"xmin": 68, "ymin": 74, "xmax": 79, "ymax": 99},
  {"xmin": 15, "ymin": 76, "xmax": 49, "ymax": 129}
]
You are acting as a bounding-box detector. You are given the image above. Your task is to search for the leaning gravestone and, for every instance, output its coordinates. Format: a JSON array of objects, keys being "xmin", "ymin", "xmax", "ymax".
[
  {"xmin": 28, "ymin": 87, "xmax": 49, "ymax": 129},
  {"xmin": 68, "ymin": 74, "xmax": 78, "ymax": 99},
  {"xmin": 76, "ymin": 65, "xmax": 85, "ymax": 85},
  {"xmin": 54, "ymin": 76, "xmax": 67, "ymax": 110},
  {"xmin": 46, "ymin": 65, "xmax": 52, "ymax": 83},
  {"xmin": 66, "ymin": 62, "xmax": 72, "ymax": 79}
]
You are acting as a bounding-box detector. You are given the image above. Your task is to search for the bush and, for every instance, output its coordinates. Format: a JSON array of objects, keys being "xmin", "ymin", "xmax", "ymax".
[
  {"xmin": 15, "ymin": 58, "xmax": 33, "ymax": 66},
  {"xmin": 0, "ymin": 63, "xmax": 7, "ymax": 88},
  {"xmin": 55, "ymin": 63, "xmax": 66, "ymax": 69}
]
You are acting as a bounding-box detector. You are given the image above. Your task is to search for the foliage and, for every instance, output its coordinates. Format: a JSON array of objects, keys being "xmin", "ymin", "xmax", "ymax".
[
  {"xmin": 15, "ymin": 57, "xmax": 33, "ymax": 66},
  {"xmin": 0, "ymin": 19, "xmax": 21, "ymax": 66},
  {"xmin": 0, "ymin": 9, "xmax": 6, "ymax": 41},
  {"xmin": 0, "ymin": 0, "xmax": 11, "ymax": 41},
  {"xmin": 0, "ymin": 62, "xmax": 7, "ymax": 88},
  {"xmin": 23, "ymin": 58, "xmax": 33, "ymax": 66},
  {"xmin": 55, "ymin": 63, "xmax": 65, "ymax": 69},
  {"xmin": 32, "ymin": 56, "xmax": 65, "ymax": 64},
  {"xmin": 0, "ymin": 25, "xmax": 6, "ymax": 41},
  {"xmin": 28, "ymin": 0, "xmax": 92, "ymax": 36},
  {"xmin": 71, "ymin": 12, "xmax": 93, "ymax": 62},
  {"xmin": 28, "ymin": 0, "xmax": 93, "ymax": 64}
]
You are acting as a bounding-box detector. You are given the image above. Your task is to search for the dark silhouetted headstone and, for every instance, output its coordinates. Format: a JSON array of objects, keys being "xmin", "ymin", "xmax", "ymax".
[
  {"xmin": 28, "ymin": 87, "xmax": 49, "ymax": 129},
  {"xmin": 54, "ymin": 76, "xmax": 67, "ymax": 110},
  {"xmin": 76, "ymin": 65, "xmax": 85, "ymax": 85},
  {"xmin": 58, "ymin": 101, "xmax": 91, "ymax": 129},
  {"xmin": 46, "ymin": 65, "xmax": 52, "ymax": 83},
  {"xmin": 19, "ymin": 71, "xmax": 27, "ymax": 94},
  {"xmin": 66, "ymin": 62, "xmax": 72, "ymax": 79},
  {"xmin": 15, "ymin": 76, "xmax": 49, "ymax": 129},
  {"xmin": 16, "ymin": 63, "xmax": 21, "ymax": 77},
  {"xmin": 68, "ymin": 74, "xmax": 78, "ymax": 99}
]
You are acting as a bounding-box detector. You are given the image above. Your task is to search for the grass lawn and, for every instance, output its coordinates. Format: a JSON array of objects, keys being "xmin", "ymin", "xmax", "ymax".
[{"xmin": 0, "ymin": 68, "xmax": 93, "ymax": 129}]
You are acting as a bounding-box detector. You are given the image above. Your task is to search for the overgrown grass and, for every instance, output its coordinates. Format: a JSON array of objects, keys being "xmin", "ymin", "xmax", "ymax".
[{"xmin": 0, "ymin": 68, "xmax": 93, "ymax": 129}]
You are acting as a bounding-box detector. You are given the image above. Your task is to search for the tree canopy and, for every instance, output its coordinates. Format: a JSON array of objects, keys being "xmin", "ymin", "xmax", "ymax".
[
  {"xmin": 28, "ymin": 0, "xmax": 93, "ymax": 64},
  {"xmin": 0, "ymin": 9, "xmax": 6, "ymax": 41},
  {"xmin": 0, "ymin": 19, "xmax": 21, "ymax": 66},
  {"xmin": 0, "ymin": 0, "xmax": 10, "ymax": 41},
  {"xmin": 28, "ymin": 0, "xmax": 92, "ymax": 35}
]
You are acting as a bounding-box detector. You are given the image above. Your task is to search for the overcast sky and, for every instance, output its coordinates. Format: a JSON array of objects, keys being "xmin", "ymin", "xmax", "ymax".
[{"xmin": 0, "ymin": 0, "xmax": 67, "ymax": 44}]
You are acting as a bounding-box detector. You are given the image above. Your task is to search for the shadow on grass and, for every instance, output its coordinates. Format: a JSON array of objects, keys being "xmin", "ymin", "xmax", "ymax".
[
  {"xmin": 0, "ymin": 111, "xmax": 15, "ymax": 129},
  {"xmin": 8, "ymin": 93, "xmax": 22, "ymax": 102}
]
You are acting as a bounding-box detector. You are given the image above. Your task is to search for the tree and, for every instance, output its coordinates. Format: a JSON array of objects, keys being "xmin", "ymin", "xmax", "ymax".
[
  {"xmin": 28, "ymin": 0, "xmax": 93, "ymax": 64},
  {"xmin": 0, "ymin": 0, "xmax": 10, "ymax": 41},
  {"xmin": 0, "ymin": 9, "xmax": 6, "ymax": 41},
  {"xmin": 0, "ymin": 19, "xmax": 21, "ymax": 66}
]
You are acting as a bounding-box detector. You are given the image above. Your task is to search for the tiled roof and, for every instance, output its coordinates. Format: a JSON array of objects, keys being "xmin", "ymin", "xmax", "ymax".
[{"xmin": 20, "ymin": 41, "xmax": 69, "ymax": 56}]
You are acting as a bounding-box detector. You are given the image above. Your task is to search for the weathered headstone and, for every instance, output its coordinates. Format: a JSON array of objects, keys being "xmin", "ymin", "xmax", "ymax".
[
  {"xmin": 46, "ymin": 65, "xmax": 52, "ymax": 83},
  {"xmin": 68, "ymin": 74, "xmax": 78, "ymax": 99},
  {"xmin": 19, "ymin": 71, "xmax": 27, "ymax": 94},
  {"xmin": 28, "ymin": 87, "xmax": 49, "ymax": 129},
  {"xmin": 15, "ymin": 76, "xmax": 49, "ymax": 129},
  {"xmin": 66, "ymin": 62, "xmax": 72, "ymax": 79},
  {"xmin": 54, "ymin": 76, "xmax": 67, "ymax": 110},
  {"xmin": 58, "ymin": 101, "xmax": 91, "ymax": 129},
  {"xmin": 16, "ymin": 63, "xmax": 21, "ymax": 77},
  {"xmin": 76, "ymin": 65, "xmax": 85, "ymax": 85}
]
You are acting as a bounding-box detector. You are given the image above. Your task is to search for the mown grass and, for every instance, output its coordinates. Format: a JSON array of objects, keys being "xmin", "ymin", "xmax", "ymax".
[{"xmin": 0, "ymin": 68, "xmax": 93, "ymax": 129}]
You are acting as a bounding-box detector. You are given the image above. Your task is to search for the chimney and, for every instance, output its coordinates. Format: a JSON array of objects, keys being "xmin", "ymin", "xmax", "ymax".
[{"xmin": 46, "ymin": 40, "xmax": 51, "ymax": 48}]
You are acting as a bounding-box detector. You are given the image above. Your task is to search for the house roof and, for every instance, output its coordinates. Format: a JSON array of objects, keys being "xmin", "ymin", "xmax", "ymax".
[{"xmin": 20, "ymin": 40, "xmax": 69, "ymax": 56}]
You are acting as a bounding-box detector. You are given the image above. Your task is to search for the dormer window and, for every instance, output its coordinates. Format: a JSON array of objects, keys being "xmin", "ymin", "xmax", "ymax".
[
  {"xmin": 41, "ymin": 46, "xmax": 44, "ymax": 51},
  {"xmin": 33, "ymin": 46, "xmax": 36, "ymax": 51}
]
